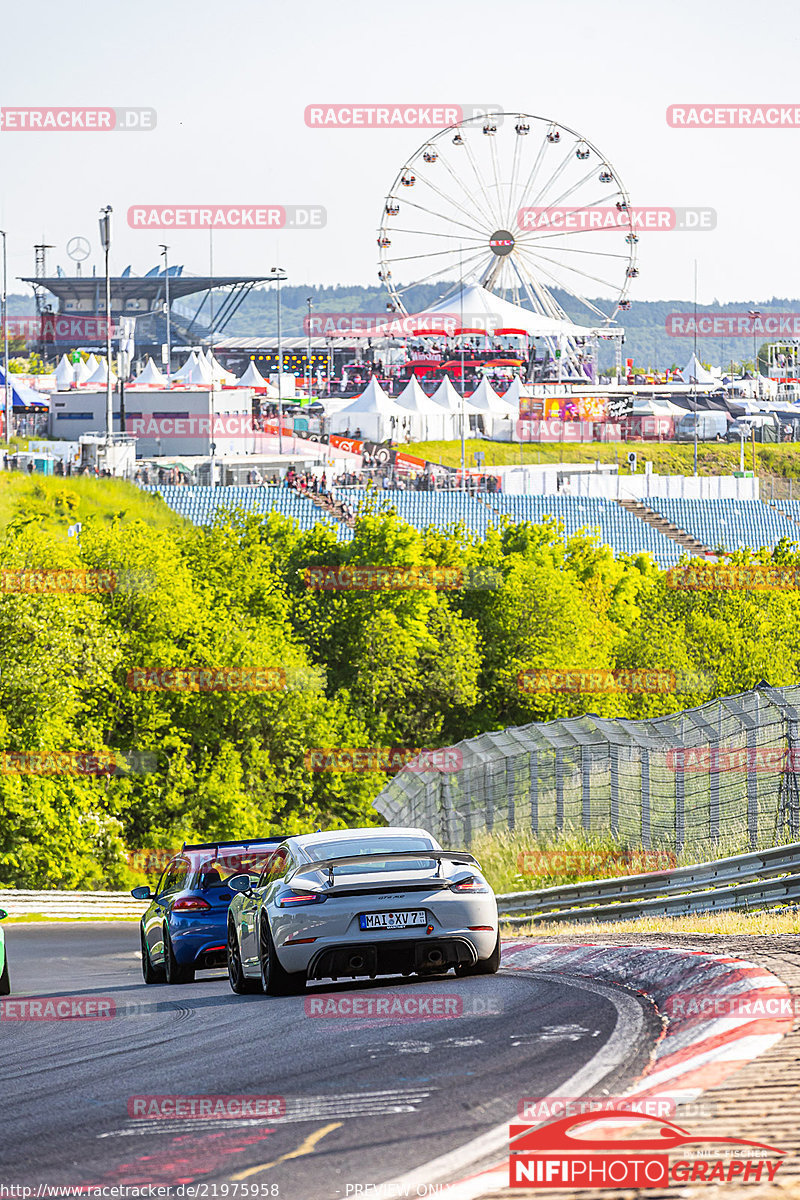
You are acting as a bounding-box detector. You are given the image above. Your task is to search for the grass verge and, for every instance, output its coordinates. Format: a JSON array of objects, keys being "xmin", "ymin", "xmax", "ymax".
[{"xmin": 503, "ymin": 908, "xmax": 800, "ymax": 937}]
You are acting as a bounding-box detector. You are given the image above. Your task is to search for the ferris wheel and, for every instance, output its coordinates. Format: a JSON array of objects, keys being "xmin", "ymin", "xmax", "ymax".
[{"xmin": 377, "ymin": 112, "xmax": 637, "ymax": 379}]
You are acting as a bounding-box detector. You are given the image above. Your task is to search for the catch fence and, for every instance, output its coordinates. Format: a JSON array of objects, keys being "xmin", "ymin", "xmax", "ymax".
[{"xmin": 373, "ymin": 684, "xmax": 800, "ymax": 853}]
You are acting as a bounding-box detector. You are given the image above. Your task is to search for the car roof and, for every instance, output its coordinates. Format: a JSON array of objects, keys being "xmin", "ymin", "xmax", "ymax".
[{"xmin": 284, "ymin": 827, "xmax": 438, "ymax": 856}]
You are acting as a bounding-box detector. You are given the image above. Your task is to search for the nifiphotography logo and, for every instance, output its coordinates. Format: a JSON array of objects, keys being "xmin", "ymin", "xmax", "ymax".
[{"xmin": 509, "ymin": 1110, "xmax": 785, "ymax": 1188}]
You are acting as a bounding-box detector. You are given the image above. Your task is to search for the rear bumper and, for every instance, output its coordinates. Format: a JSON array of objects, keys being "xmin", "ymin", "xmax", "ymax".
[
  {"xmin": 306, "ymin": 936, "xmax": 477, "ymax": 981},
  {"xmin": 170, "ymin": 913, "xmax": 228, "ymax": 968}
]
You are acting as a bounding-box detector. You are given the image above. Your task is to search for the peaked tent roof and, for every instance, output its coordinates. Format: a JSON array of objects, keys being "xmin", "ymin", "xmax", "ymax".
[
  {"xmin": 172, "ymin": 351, "xmax": 200, "ymax": 382},
  {"xmin": 468, "ymin": 377, "xmax": 512, "ymax": 413},
  {"xmin": 501, "ymin": 377, "xmax": 533, "ymax": 408},
  {"xmin": 86, "ymin": 357, "xmax": 117, "ymax": 386},
  {"xmin": 681, "ymin": 353, "xmax": 717, "ymax": 385},
  {"xmin": 73, "ymin": 357, "xmax": 93, "ymax": 385},
  {"xmin": 54, "ymin": 354, "xmax": 74, "ymax": 389},
  {"xmin": 429, "ymin": 374, "xmax": 481, "ymax": 415},
  {"xmin": 237, "ymin": 360, "xmax": 267, "ymax": 387},
  {"xmin": 206, "ymin": 352, "xmax": 237, "ymax": 384},
  {"xmin": 133, "ymin": 357, "xmax": 167, "ymax": 386},
  {"xmin": 395, "ymin": 375, "xmax": 445, "ymax": 414},
  {"xmin": 337, "ymin": 376, "xmax": 406, "ymax": 417},
  {"xmin": 371, "ymin": 280, "xmax": 595, "ymax": 340}
]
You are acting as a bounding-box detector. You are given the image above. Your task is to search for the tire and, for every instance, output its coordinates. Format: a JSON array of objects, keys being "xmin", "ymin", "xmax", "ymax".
[
  {"xmin": 227, "ymin": 918, "xmax": 259, "ymax": 995},
  {"xmin": 455, "ymin": 931, "xmax": 501, "ymax": 977},
  {"xmin": 259, "ymin": 914, "xmax": 305, "ymax": 996},
  {"xmin": 164, "ymin": 926, "xmax": 195, "ymax": 985},
  {"xmin": 0, "ymin": 953, "xmax": 10, "ymax": 996},
  {"xmin": 141, "ymin": 927, "xmax": 165, "ymax": 985}
]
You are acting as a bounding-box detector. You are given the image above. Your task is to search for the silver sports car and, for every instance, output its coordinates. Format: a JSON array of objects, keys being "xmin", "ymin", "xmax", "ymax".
[{"xmin": 225, "ymin": 826, "xmax": 500, "ymax": 995}]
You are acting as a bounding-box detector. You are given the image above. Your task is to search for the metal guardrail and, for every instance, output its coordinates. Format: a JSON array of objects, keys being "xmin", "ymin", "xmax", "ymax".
[
  {"xmin": 496, "ymin": 841, "xmax": 800, "ymax": 925},
  {"xmin": 0, "ymin": 890, "xmax": 146, "ymax": 919}
]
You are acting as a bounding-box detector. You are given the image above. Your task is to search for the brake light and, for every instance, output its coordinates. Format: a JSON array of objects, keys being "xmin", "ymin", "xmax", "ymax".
[
  {"xmin": 450, "ymin": 876, "xmax": 490, "ymax": 893},
  {"xmin": 277, "ymin": 890, "xmax": 326, "ymax": 907},
  {"xmin": 172, "ymin": 897, "xmax": 212, "ymax": 912}
]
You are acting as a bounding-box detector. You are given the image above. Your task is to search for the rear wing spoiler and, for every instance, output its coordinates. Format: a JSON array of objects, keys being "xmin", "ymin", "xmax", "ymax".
[
  {"xmin": 292, "ymin": 848, "xmax": 479, "ymax": 886},
  {"xmin": 182, "ymin": 837, "xmax": 285, "ymax": 853}
]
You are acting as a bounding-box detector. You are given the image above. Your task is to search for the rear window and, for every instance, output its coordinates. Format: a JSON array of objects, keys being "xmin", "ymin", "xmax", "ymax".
[
  {"xmin": 303, "ymin": 836, "xmax": 436, "ymax": 875},
  {"xmin": 195, "ymin": 847, "xmax": 277, "ymax": 887}
]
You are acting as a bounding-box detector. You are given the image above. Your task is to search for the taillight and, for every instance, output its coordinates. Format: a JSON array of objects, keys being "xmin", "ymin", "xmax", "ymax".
[
  {"xmin": 277, "ymin": 890, "xmax": 326, "ymax": 907},
  {"xmin": 450, "ymin": 876, "xmax": 490, "ymax": 893},
  {"xmin": 172, "ymin": 897, "xmax": 212, "ymax": 912}
]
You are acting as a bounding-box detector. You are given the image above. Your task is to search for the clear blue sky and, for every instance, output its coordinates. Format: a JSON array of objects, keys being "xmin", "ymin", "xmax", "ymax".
[{"xmin": 0, "ymin": 0, "xmax": 795, "ymax": 305}]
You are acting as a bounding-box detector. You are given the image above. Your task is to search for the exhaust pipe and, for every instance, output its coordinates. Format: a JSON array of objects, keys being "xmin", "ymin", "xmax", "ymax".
[
  {"xmin": 349, "ymin": 954, "xmax": 364, "ymax": 971},
  {"xmin": 428, "ymin": 949, "xmax": 444, "ymax": 965}
]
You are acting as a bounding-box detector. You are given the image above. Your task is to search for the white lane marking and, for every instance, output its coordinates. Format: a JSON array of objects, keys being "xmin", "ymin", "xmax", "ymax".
[
  {"xmin": 98, "ymin": 1089, "xmax": 435, "ymax": 1138},
  {"xmin": 374, "ymin": 972, "xmax": 645, "ymax": 1196}
]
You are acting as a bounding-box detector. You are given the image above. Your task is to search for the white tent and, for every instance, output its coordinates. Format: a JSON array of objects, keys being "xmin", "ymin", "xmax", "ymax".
[
  {"xmin": 395, "ymin": 376, "xmax": 453, "ymax": 440},
  {"xmin": 237, "ymin": 360, "xmax": 268, "ymax": 387},
  {"xmin": 171, "ymin": 351, "xmax": 200, "ymax": 383},
  {"xmin": 236, "ymin": 361, "xmax": 279, "ymax": 395},
  {"xmin": 468, "ymin": 376, "xmax": 519, "ymax": 439},
  {"xmin": 172, "ymin": 351, "xmax": 213, "ymax": 386},
  {"xmin": 500, "ymin": 377, "xmax": 532, "ymax": 411},
  {"xmin": 468, "ymin": 377, "xmax": 512, "ymax": 414},
  {"xmin": 54, "ymin": 354, "xmax": 75, "ymax": 390},
  {"xmin": 73, "ymin": 357, "xmax": 93, "ymax": 386},
  {"xmin": 132, "ymin": 357, "xmax": 167, "ymax": 387},
  {"xmin": 86, "ymin": 357, "xmax": 117, "ymax": 387},
  {"xmin": 205, "ymin": 352, "xmax": 237, "ymax": 385},
  {"xmin": 370, "ymin": 279, "xmax": 594, "ymax": 340},
  {"xmin": 681, "ymin": 354, "xmax": 717, "ymax": 385},
  {"xmin": 328, "ymin": 377, "xmax": 408, "ymax": 442},
  {"xmin": 429, "ymin": 374, "xmax": 482, "ymax": 415}
]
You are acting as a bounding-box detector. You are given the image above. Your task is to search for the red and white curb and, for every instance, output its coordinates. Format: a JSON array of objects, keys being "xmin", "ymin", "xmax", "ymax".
[{"xmin": 378, "ymin": 940, "xmax": 795, "ymax": 1199}]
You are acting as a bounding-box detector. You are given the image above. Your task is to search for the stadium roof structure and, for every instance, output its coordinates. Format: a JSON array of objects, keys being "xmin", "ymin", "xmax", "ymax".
[{"xmin": 20, "ymin": 269, "xmax": 279, "ymax": 340}]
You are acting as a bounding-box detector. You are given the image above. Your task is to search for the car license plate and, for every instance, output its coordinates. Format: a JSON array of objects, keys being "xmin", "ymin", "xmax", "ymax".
[{"xmin": 359, "ymin": 910, "xmax": 426, "ymax": 930}]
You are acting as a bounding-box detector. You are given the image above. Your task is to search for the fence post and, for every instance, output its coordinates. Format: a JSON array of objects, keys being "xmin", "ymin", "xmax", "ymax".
[
  {"xmin": 581, "ymin": 746, "xmax": 591, "ymax": 831},
  {"xmin": 746, "ymin": 726, "xmax": 759, "ymax": 848},
  {"xmin": 710, "ymin": 748, "xmax": 724, "ymax": 844},
  {"xmin": 610, "ymin": 744, "xmax": 619, "ymax": 835},
  {"xmin": 675, "ymin": 750, "xmax": 685, "ymax": 854},
  {"xmin": 529, "ymin": 750, "xmax": 539, "ymax": 834},
  {"xmin": 641, "ymin": 749, "xmax": 651, "ymax": 848},
  {"xmin": 506, "ymin": 757, "xmax": 516, "ymax": 831},
  {"xmin": 555, "ymin": 749, "xmax": 564, "ymax": 833}
]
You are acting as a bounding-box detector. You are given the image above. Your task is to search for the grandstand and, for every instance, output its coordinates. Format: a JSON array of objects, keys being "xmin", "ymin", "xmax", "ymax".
[
  {"xmin": 141, "ymin": 485, "xmax": 341, "ymax": 535},
  {"xmin": 644, "ymin": 499, "xmax": 800, "ymax": 555},
  {"xmin": 145, "ymin": 485, "xmax": 800, "ymax": 568}
]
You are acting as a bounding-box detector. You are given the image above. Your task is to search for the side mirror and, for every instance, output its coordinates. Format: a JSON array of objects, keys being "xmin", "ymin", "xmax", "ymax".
[
  {"xmin": 227, "ymin": 874, "xmax": 253, "ymax": 895},
  {"xmin": 130, "ymin": 886, "xmax": 152, "ymax": 900},
  {"xmin": 0, "ymin": 908, "xmax": 7, "ymax": 920}
]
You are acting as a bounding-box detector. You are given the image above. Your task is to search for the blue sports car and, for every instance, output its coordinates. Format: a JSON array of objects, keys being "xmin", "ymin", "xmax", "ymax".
[{"xmin": 132, "ymin": 838, "xmax": 283, "ymax": 984}]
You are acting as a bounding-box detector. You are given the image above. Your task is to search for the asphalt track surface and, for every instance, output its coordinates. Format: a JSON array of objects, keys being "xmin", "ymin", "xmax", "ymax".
[{"xmin": 1, "ymin": 924, "xmax": 661, "ymax": 1200}]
